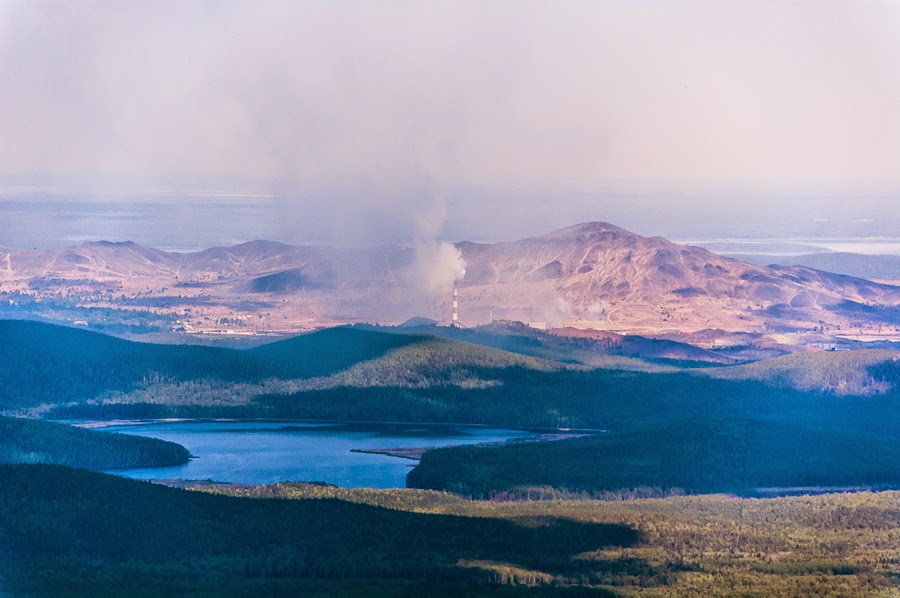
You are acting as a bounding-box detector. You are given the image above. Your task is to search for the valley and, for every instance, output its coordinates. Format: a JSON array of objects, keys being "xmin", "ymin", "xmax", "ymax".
[{"xmin": 2, "ymin": 320, "xmax": 898, "ymax": 496}]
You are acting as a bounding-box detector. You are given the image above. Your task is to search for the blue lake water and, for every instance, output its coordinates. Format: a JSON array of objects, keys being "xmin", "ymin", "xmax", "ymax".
[{"xmin": 99, "ymin": 421, "xmax": 531, "ymax": 488}]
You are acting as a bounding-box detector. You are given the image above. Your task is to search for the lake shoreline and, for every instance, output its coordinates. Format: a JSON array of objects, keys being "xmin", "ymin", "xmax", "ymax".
[
  {"xmin": 94, "ymin": 420, "xmax": 534, "ymax": 488},
  {"xmin": 64, "ymin": 417, "xmax": 605, "ymax": 435}
]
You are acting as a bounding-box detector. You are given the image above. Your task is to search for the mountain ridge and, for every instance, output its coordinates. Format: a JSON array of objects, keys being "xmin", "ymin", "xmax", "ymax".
[
  {"xmin": 2, "ymin": 222, "xmax": 899, "ymax": 337},
  {"xmin": 728, "ymin": 251, "xmax": 900, "ymax": 283}
]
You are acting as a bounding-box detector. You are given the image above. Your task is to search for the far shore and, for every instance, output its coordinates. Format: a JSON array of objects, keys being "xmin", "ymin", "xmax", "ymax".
[{"xmin": 63, "ymin": 417, "xmax": 604, "ymax": 434}]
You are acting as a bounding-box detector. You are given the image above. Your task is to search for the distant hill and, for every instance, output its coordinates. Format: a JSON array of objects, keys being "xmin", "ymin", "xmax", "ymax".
[
  {"xmin": 4, "ymin": 221, "xmax": 900, "ymax": 335},
  {"xmin": 548, "ymin": 325, "xmax": 736, "ymax": 365},
  {"xmin": 0, "ymin": 417, "xmax": 189, "ymax": 469},
  {"xmin": 316, "ymin": 335, "xmax": 558, "ymax": 389},
  {"xmin": 369, "ymin": 320, "xmax": 737, "ymax": 368},
  {"xmin": 1, "ymin": 238, "xmax": 410, "ymax": 287},
  {"xmin": 0, "ymin": 321, "xmax": 423, "ymax": 408},
  {"xmin": 455, "ymin": 222, "xmax": 900, "ymax": 331},
  {"xmin": 707, "ymin": 349, "xmax": 899, "ymax": 395},
  {"xmin": 0, "ymin": 320, "xmax": 564, "ymax": 414},
  {"xmin": 0, "ymin": 320, "xmax": 266, "ymax": 408},
  {"xmin": 0, "ymin": 321, "xmax": 900, "ymax": 438},
  {"xmin": 247, "ymin": 268, "xmax": 317, "ymax": 293},
  {"xmin": 4, "ymin": 320, "xmax": 899, "ymax": 434},
  {"xmin": 726, "ymin": 252, "xmax": 900, "ymax": 283},
  {"xmin": 399, "ymin": 316, "xmax": 437, "ymax": 327},
  {"xmin": 246, "ymin": 326, "xmax": 430, "ymax": 378}
]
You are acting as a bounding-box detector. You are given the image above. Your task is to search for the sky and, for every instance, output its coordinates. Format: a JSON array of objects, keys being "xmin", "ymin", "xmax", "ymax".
[{"xmin": 1, "ymin": 0, "xmax": 899, "ymax": 248}]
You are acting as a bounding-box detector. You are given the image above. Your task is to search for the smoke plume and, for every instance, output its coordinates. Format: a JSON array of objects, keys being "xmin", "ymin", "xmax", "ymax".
[{"xmin": 409, "ymin": 191, "xmax": 466, "ymax": 297}]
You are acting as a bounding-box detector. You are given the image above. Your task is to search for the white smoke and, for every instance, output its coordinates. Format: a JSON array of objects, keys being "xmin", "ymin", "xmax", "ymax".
[{"xmin": 409, "ymin": 191, "xmax": 466, "ymax": 296}]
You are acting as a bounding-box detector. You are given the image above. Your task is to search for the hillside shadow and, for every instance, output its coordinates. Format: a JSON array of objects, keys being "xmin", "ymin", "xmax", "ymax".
[{"xmin": 0, "ymin": 464, "xmax": 641, "ymax": 594}]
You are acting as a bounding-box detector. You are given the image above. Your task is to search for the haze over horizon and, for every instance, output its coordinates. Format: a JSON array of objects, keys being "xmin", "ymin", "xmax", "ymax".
[
  {"xmin": 2, "ymin": 1, "xmax": 899, "ymax": 251},
  {"xmin": 2, "ymin": 191, "xmax": 899, "ymax": 256}
]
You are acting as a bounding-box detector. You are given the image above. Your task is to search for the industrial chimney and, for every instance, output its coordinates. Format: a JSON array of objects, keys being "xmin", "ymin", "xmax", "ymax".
[{"xmin": 451, "ymin": 279, "xmax": 459, "ymax": 327}]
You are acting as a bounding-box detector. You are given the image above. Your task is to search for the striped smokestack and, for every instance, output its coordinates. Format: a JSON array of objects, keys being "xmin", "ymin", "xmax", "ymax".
[{"xmin": 452, "ymin": 279, "xmax": 459, "ymax": 327}]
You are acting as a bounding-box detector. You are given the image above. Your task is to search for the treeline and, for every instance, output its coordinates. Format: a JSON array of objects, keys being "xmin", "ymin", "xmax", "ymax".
[
  {"xmin": 710, "ymin": 348, "xmax": 899, "ymax": 395},
  {"xmin": 0, "ymin": 417, "xmax": 190, "ymax": 469},
  {"xmin": 0, "ymin": 464, "xmax": 631, "ymax": 595},
  {"xmin": 407, "ymin": 417, "xmax": 900, "ymax": 498},
  {"xmin": 195, "ymin": 480, "xmax": 471, "ymax": 512},
  {"xmin": 47, "ymin": 364, "xmax": 900, "ymax": 434},
  {"xmin": 236, "ymin": 365, "xmax": 900, "ymax": 433},
  {"xmin": 206, "ymin": 479, "xmax": 687, "ymax": 507}
]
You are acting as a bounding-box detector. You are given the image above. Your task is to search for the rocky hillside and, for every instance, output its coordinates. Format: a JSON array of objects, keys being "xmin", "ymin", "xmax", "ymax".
[
  {"xmin": 3, "ymin": 222, "xmax": 899, "ymax": 336},
  {"xmin": 455, "ymin": 222, "xmax": 900, "ymax": 332}
]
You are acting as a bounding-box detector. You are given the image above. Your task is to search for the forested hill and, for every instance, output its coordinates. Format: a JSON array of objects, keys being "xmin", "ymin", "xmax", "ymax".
[
  {"xmin": 1, "ymin": 320, "xmax": 530, "ymax": 409},
  {"xmin": 245, "ymin": 326, "xmax": 425, "ymax": 372},
  {"xmin": 1, "ymin": 319, "xmax": 257, "ymax": 407},
  {"xmin": 407, "ymin": 417, "xmax": 900, "ymax": 498},
  {"xmin": 4, "ymin": 320, "xmax": 899, "ymax": 433},
  {"xmin": 0, "ymin": 417, "xmax": 190, "ymax": 469}
]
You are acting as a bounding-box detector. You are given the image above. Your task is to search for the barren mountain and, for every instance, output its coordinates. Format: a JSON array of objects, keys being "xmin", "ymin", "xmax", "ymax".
[
  {"xmin": 2, "ymin": 222, "xmax": 899, "ymax": 339},
  {"xmin": 4, "ymin": 240, "xmax": 411, "ymax": 288},
  {"xmin": 455, "ymin": 222, "xmax": 900, "ymax": 334}
]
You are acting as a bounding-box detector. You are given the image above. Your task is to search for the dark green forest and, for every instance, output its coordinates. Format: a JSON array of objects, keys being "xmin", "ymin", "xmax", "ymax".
[
  {"xmin": 407, "ymin": 417, "xmax": 900, "ymax": 498},
  {"xmin": 5, "ymin": 321, "xmax": 900, "ymax": 433},
  {"xmin": 10, "ymin": 321, "xmax": 900, "ymax": 428},
  {"xmin": 46, "ymin": 366, "xmax": 900, "ymax": 435},
  {"xmin": 0, "ymin": 464, "xmax": 630, "ymax": 596},
  {"xmin": 1, "ymin": 465, "xmax": 897, "ymax": 596},
  {"xmin": 0, "ymin": 417, "xmax": 190, "ymax": 469},
  {"xmin": 0, "ymin": 320, "xmax": 425, "ymax": 408}
]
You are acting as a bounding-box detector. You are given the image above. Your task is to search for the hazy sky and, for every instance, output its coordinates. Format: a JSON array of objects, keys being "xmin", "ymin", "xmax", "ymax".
[{"xmin": 1, "ymin": 1, "xmax": 899, "ymax": 245}]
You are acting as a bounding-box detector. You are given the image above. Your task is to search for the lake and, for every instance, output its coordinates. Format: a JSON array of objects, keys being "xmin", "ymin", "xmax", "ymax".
[{"xmin": 99, "ymin": 421, "xmax": 532, "ymax": 488}]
